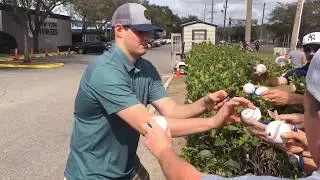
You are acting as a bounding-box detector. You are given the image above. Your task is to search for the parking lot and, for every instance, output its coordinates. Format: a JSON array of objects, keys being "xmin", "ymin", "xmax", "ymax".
[{"xmin": 0, "ymin": 45, "xmax": 173, "ymax": 179}]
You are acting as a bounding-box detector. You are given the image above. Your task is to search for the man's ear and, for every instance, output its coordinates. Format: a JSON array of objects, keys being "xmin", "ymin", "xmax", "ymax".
[{"xmin": 114, "ymin": 24, "xmax": 124, "ymax": 38}]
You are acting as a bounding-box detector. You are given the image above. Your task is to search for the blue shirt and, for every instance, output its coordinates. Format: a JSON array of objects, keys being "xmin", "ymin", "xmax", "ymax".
[{"xmin": 283, "ymin": 62, "xmax": 310, "ymax": 80}]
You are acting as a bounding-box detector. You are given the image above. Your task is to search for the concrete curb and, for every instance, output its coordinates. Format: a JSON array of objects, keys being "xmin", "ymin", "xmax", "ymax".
[
  {"xmin": 0, "ymin": 51, "xmax": 77, "ymax": 62},
  {"xmin": 0, "ymin": 63, "xmax": 64, "ymax": 69},
  {"xmin": 147, "ymin": 74, "xmax": 174, "ymax": 114}
]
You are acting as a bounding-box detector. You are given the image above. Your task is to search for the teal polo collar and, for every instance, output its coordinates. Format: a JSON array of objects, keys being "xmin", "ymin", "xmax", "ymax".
[{"xmin": 110, "ymin": 43, "xmax": 141, "ymax": 74}]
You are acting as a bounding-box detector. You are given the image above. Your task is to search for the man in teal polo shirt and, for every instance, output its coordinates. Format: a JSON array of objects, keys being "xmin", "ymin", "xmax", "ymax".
[{"xmin": 65, "ymin": 3, "xmax": 241, "ymax": 180}]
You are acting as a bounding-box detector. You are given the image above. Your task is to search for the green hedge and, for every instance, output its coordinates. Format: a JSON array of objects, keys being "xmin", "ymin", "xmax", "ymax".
[{"xmin": 181, "ymin": 43, "xmax": 307, "ymax": 178}]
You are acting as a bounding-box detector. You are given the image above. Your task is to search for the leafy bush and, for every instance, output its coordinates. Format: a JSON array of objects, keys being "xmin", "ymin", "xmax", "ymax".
[{"xmin": 181, "ymin": 43, "xmax": 307, "ymax": 178}]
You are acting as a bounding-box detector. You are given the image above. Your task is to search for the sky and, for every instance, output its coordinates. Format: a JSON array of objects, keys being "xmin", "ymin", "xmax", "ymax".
[
  {"xmin": 53, "ymin": 0, "xmax": 298, "ymax": 26},
  {"xmin": 148, "ymin": 0, "xmax": 298, "ymax": 26}
]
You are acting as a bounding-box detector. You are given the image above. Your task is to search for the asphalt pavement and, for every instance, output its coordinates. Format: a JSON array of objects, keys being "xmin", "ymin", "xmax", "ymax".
[{"xmin": 0, "ymin": 45, "xmax": 174, "ymax": 180}]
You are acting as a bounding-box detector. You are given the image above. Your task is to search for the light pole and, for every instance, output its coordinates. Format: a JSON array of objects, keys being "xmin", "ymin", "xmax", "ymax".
[
  {"xmin": 245, "ymin": 0, "xmax": 252, "ymax": 43},
  {"xmin": 211, "ymin": 0, "xmax": 214, "ymax": 24},
  {"xmin": 260, "ymin": 3, "xmax": 266, "ymax": 41},
  {"xmin": 290, "ymin": 0, "xmax": 305, "ymax": 50},
  {"xmin": 223, "ymin": 0, "xmax": 228, "ymax": 40}
]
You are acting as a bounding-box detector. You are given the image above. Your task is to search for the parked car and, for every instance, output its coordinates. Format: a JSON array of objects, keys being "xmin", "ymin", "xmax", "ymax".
[
  {"xmin": 152, "ymin": 39, "xmax": 162, "ymax": 47},
  {"xmin": 72, "ymin": 41, "xmax": 111, "ymax": 54},
  {"xmin": 159, "ymin": 39, "xmax": 167, "ymax": 45},
  {"xmin": 164, "ymin": 39, "xmax": 171, "ymax": 44}
]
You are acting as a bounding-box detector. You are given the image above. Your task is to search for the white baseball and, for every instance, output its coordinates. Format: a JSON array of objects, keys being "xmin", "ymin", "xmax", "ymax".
[
  {"xmin": 256, "ymin": 64, "xmax": 267, "ymax": 74},
  {"xmin": 241, "ymin": 108, "xmax": 261, "ymax": 122},
  {"xmin": 255, "ymin": 86, "xmax": 269, "ymax": 96},
  {"xmin": 265, "ymin": 120, "xmax": 291, "ymax": 144},
  {"xmin": 152, "ymin": 116, "xmax": 168, "ymax": 130},
  {"xmin": 243, "ymin": 83, "xmax": 255, "ymax": 94}
]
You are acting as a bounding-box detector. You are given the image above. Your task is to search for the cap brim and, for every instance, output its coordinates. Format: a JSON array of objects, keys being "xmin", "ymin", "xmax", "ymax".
[{"xmin": 129, "ymin": 24, "xmax": 163, "ymax": 32}]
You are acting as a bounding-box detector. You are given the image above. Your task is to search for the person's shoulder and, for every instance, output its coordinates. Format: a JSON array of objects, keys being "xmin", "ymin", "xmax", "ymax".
[
  {"xmin": 91, "ymin": 51, "xmax": 121, "ymax": 70},
  {"xmin": 139, "ymin": 57, "xmax": 157, "ymax": 71},
  {"xmin": 139, "ymin": 57, "xmax": 154, "ymax": 67},
  {"xmin": 138, "ymin": 57, "xmax": 160, "ymax": 78},
  {"xmin": 87, "ymin": 52, "xmax": 125, "ymax": 81}
]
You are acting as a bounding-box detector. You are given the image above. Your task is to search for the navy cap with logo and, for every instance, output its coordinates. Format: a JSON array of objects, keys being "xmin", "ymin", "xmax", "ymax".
[{"xmin": 111, "ymin": 3, "xmax": 163, "ymax": 32}]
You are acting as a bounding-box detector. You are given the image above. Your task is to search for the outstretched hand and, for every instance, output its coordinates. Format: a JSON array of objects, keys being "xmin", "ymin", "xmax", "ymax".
[
  {"xmin": 211, "ymin": 97, "xmax": 256, "ymax": 128},
  {"xmin": 204, "ymin": 90, "xmax": 228, "ymax": 111},
  {"xmin": 143, "ymin": 119, "xmax": 173, "ymax": 160}
]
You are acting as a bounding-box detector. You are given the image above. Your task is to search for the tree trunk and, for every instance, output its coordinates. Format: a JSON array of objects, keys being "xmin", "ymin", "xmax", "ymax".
[
  {"xmin": 23, "ymin": 29, "xmax": 30, "ymax": 63},
  {"xmin": 82, "ymin": 16, "xmax": 87, "ymax": 42},
  {"xmin": 33, "ymin": 30, "xmax": 39, "ymax": 53},
  {"xmin": 32, "ymin": 13, "xmax": 42, "ymax": 53}
]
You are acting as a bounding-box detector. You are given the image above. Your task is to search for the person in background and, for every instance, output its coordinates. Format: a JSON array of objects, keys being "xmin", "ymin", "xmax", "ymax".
[
  {"xmin": 254, "ymin": 40, "xmax": 261, "ymax": 52},
  {"xmin": 288, "ymin": 43, "xmax": 307, "ymax": 68},
  {"xmin": 268, "ymin": 32, "xmax": 320, "ymax": 87},
  {"xmin": 261, "ymin": 32, "xmax": 320, "ymax": 106}
]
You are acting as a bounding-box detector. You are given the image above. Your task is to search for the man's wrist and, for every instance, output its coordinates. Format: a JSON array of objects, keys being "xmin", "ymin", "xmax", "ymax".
[
  {"xmin": 290, "ymin": 93, "xmax": 304, "ymax": 105},
  {"xmin": 202, "ymin": 95, "xmax": 214, "ymax": 112},
  {"xmin": 207, "ymin": 116, "xmax": 218, "ymax": 129},
  {"xmin": 158, "ymin": 147, "xmax": 176, "ymax": 164}
]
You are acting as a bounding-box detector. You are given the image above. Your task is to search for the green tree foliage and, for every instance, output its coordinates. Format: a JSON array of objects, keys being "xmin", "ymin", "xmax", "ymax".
[
  {"xmin": 143, "ymin": 1, "xmax": 199, "ymax": 35},
  {"xmin": 68, "ymin": 0, "xmax": 139, "ymax": 30},
  {"xmin": 181, "ymin": 15, "xmax": 199, "ymax": 24},
  {"xmin": 69, "ymin": 0, "xmax": 200, "ymax": 37},
  {"xmin": 268, "ymin": 0, "xmax": 320, "ymax": 43}
]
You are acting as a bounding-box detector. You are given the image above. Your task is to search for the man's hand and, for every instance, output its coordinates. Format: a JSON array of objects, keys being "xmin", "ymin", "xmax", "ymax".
[
  {"xmin": 275, "ymin": 113, "xmax": 304, "ymax": 128},
  {"xmin": 281, "ymin": 129, "xmax": 308, "ymax": 154},
  {"xmin": 211, "ymin": 97, "xmax": 256, "ymax": 128},
  {"xmin": 261, "ymin": 89, "xmax": 301, "ymax": 105},
  {"xmin": 203, "ymin": 90, "xmax": 228, "ymax": 111},
  {"xmin": 143, "ymin": 119, "xmax": 173, "ymax": 160},
  {"xmin": 245, "ymin": 121, "xmax": 267, "ymax": 140}
]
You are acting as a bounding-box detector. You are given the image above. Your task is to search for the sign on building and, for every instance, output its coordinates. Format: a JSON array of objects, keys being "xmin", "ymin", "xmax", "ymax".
[{"xmin": 40, "ymin": 18, "xmax": 58, "ymax": 35}]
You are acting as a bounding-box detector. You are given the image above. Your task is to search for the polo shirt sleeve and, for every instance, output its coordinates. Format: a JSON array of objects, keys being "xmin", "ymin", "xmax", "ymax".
[
  {"xmin": 148, "ymin": 64, "xmax": 168, "ymax": 103},
  {"xmin": 88, "ymin": 67, "xmax": 140, "ymax": 115}
]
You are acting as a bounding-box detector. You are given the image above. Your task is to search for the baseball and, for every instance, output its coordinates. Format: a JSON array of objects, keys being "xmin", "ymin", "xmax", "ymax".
[
  {"xmin": 265, "ymin": 120, "xmax": 291, "ymax": 144},
  {"xmin": 241, "ymin": 108, "xmax": 261, "ymax": 122},
  {"xmin": 255, "ymin": 86, "xmax": 269, "ymax": 96},
  {"xmin": 256, "ymin": 64, "xmax": 267, "ymax": 74},
  {"xmin": 243, "ymin": 83, "xmax": 255, "ymax": 94},
  {"xmin": 152, "ymin": 116, "xmax": 168, "ymax": 130}
]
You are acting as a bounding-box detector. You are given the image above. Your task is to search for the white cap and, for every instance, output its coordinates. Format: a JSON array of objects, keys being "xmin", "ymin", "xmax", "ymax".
[{"xmin": 302, "ymin": 32, "xmax": 320, "ymax": 45}]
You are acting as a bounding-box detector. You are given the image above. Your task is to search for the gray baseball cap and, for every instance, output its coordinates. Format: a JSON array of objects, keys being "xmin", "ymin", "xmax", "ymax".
[
  {"xmin": 111, "ymin": 3, "xmax": 162, "ymax": 32},
  {"xmin": 306, "ymin": 49, "xmax": 320, "ymax": 102}
]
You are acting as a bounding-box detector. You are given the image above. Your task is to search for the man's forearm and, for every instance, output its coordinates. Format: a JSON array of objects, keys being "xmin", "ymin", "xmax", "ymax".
[
  {"xmin": 166, "ymin": 116, "xmax": 215, "ymax": 137},
  {"xmin": 158, "ymin": 148, "xmax": 204, "ymax": 180},
  {"xmin": 167, "ymin": 97, "xmax": 207, "ymax": 119},
  {"xmin": 290, "ymin": 94, "xmax": 304, "ymax": 106}
]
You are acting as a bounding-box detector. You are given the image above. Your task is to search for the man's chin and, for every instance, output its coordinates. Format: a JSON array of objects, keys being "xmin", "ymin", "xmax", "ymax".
[{"xmin": 138, "ymin": 49, "xmax": 147, "ymax": 56}]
